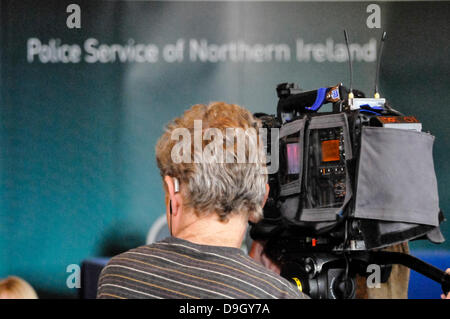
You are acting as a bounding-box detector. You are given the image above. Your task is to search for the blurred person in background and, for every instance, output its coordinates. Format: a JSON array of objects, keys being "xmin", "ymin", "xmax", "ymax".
[{"xmin": 0, "ymin": 276, "xmax": 38, "ymax": 299}]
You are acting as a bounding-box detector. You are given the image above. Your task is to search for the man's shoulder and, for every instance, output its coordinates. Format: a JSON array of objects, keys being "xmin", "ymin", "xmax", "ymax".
[
  {"xmin": 103, "ymin": 242, "xmax": 161, "ymax": 267},
  {"xmin": 98, "ymin": 239, "xmax": 309, "ymax": 299},
  {"xmin": 97, "ymin": 243, "xmax": 166, "ymax": 298}
]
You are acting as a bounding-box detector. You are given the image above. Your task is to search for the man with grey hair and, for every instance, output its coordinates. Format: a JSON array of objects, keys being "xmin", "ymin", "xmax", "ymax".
[{"xmin": 97, "ymin": 102, "xmax": 308, "ymax": 299}]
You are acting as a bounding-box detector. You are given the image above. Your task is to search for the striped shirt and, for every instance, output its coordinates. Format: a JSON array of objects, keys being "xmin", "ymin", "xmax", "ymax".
[{"xmin": 96, "ymin": 236, "xmax": 308, "ymax": 299}]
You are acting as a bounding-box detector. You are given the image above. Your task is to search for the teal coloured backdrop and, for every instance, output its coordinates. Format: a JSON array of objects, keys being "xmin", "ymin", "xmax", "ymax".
[{"xmin": 0, "ymin": 1, "xmax": 449, "ymax": 297}]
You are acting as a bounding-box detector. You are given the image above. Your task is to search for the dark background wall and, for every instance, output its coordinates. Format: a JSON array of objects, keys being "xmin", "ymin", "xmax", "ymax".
[{"xmin": 1, "ymin": 1, "xmax": 448, "ymax": 297}]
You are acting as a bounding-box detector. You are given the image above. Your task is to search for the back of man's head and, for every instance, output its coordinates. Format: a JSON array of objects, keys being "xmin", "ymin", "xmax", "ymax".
[{"xmin": 155, "ymin": 102, "xmax": 268, "ymax": 222}]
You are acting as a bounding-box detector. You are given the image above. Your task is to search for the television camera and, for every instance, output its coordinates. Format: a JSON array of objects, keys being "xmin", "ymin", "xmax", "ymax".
[{"xmin": 250, "ymin": 31, "xmax": 449, "ymax": 299}]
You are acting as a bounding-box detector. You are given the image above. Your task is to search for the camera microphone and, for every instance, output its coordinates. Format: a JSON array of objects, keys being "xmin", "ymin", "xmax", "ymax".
[
  {"xmin": 343, "ymin": 30, "xmax": 354, "ymax": 100},
  {"xmin": 374, "ymin": 31, "xmax": 387, "ymax": 98}
]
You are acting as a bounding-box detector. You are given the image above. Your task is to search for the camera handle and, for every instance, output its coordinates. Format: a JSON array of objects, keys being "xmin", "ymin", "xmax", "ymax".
[{"xmin": 351, "ymin": 251, "xmax": 450, "ymax": 296}]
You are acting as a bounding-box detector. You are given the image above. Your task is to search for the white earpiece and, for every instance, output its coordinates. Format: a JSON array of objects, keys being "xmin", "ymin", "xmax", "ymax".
[{"xmin": 174, "ymin": 177, "xmax": 180, "ymax": 193}]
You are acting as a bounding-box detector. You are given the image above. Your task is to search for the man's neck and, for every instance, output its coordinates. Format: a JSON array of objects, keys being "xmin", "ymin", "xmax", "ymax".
[{"xmin": 175, "ymin": 213, "xmax": 247, "ymax": 249}]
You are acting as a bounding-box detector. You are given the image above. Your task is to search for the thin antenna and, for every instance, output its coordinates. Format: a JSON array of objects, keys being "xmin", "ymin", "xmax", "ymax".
[
  {"xmin": 374, "ymin": 31, "xmax": 387, "ymax": 98},
  {"xmin": 344, "ymin": 30, "xmax": 354, "ymax": 99}
]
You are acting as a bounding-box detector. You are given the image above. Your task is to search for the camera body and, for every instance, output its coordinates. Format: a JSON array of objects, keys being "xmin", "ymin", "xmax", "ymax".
[{"xmin": 250, "ymin": 83, "xmax": 445, "ymax": 298}]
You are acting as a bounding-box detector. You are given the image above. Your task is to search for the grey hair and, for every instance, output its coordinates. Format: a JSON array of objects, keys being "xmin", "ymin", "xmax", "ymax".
[
  {"xmin": 186, "ymin": 161, "xmax": 267, "ymax": 222},
  {"xmin": 156, "ymin": 102, "xmax": 268, "ymax": 222},
  {"xmin": 184, "ymin": 124, "xmax": 268, "ymax": 221}
]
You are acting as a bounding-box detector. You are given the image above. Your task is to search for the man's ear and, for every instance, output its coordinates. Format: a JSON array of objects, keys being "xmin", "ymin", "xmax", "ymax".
[
  {"xmin": 262, "ymin": 183, "xmax": 270, "ymax": 207},
  {"xmin": 164, "ymin": 176, "xmax": 181, "ymax": 216}
]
